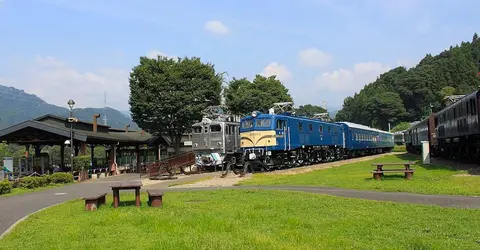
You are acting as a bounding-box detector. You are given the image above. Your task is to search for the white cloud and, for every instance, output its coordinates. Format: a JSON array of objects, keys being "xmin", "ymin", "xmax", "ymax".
[
  {"xmin": 3, "ymin": 56, "xmax": 131, "ymax": 110},
  {"xmin": 298, "ymin": 48, "xmax": 332, "ymax": 67},
  {"xmin": 261, "ymin": 62, "xmax": 292, "ymax": 82},
  {"xmin": 146, "ymin": 50, "xmax": 175, "ymax": 59},
  {"xmin": 315, "ymin": 61, "xmax": 390, "ymax": 92},
  {"xmin": 204, "ymin": 20, "xmax": 230, "ymax": 35}
]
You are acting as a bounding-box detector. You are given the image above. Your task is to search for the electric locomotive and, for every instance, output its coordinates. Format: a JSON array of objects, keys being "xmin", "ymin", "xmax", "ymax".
[
  {"xmin": 236, "ymin": 110, "xmax": 345, "ymax": 172},
  {"xmin": 191, "ymin": 117, "xmax": 240, "ymax": 170}
]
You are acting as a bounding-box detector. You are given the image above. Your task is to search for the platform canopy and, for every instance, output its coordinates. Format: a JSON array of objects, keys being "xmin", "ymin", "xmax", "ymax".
[{"xmin": 0, "ymin": 114, "xmax": 167, "ymax": 147}]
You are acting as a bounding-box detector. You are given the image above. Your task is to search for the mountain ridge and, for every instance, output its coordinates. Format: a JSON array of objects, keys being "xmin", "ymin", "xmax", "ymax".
[{"xmin": 0, "ymin": 85, "xmax": 139, "ymax": 130}]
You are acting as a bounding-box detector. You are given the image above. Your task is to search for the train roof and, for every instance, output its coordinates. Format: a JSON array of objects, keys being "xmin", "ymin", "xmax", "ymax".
[
  {"xmin": 192, "ymin": 118, "xmax": 238, "ymax": 126},
  {"xmin": 241, "ymin": 112, "xmax": 343, "ymax": 126},
  {"xmin": 336, "ymin": 121, "xmax": 392, "ymax": 134},
  {"xmin": 436, "ymin": 90, "xmax": 480, "ymax": 115}
]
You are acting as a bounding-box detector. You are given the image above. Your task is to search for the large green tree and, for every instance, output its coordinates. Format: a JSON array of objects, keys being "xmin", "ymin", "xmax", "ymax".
[
  {"xmin": 295, "ymin": 104, "xmax": 327, "ymax": 117},
  {"xmin": 224, "ymin": 75, "xmax": 293, "ymax": 115},
  {"xmin": 129, "ymin": 56, "xmax": 223, "ymax": 154}
]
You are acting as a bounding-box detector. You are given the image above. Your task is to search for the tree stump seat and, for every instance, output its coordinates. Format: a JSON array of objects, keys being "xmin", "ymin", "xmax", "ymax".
[
  {"xmin": 147, "ymin": 189, "xmax": 164, "ymax": 207},
  {"xmin": 83, "ymin": 193, "xmax": 107, "ymax": 211}
]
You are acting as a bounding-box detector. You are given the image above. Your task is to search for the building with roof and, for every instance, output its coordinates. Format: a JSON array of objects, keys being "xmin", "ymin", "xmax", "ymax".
[{"xmin": 0, "ymin": 114, "xmax": 193, "ymax": 178}]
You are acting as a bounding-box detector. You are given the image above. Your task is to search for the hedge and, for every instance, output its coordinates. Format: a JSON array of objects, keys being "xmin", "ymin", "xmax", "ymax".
[
  {"xmin": 50, "ymin": 172, "xmax": 73, "ymax": 184},
  {"xmin": 18, "ymin": 176, "xmax": 49, "ymax": 189},
  {"xmin": 0, "ymin": 181, "xmax": 12, "ymax": 194}
]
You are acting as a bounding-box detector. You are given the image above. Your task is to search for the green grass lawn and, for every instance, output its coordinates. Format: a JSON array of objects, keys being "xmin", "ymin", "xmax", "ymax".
[
  {"xmin": 239, "ymin": 154, "xmax": 480, "ymax": 196},
  {"xmin": 0, "ymin": 183, "xmax": 73, "ymax": 198},
  {"xmin": 1, "ymin": 190, "xmax": 479, "ymax": 250}
]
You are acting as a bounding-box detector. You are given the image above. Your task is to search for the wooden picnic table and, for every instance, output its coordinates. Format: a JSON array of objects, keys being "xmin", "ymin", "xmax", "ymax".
[
  {"xmin": 370, "ymin": 162, "xmax": 416, "ymax": 180},
  {"xmin": 371, "ymin": 162, "xmax": 415, "ymax": 171},
  {"xmin": 110, "ymin": 180, "xmax": 143, "ymax": 208}
]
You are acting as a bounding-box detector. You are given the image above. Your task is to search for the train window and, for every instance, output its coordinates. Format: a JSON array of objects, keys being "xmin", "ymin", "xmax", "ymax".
[
  {"xmin": 276, "ymin": 120, "xmax": 285, "ymax": 130},
  {"xmin": 467, "ymin": 101, "xmax": 470, "ymax": 116},
  {"xmin": 328, "ymin": 127, "xmax": 331, "ymax": 134},
  {"xmin": 241, "ymin": 120, "xmax": 253, "ymax": 129},
  {"xmin": 453, "ymin": 107, "xmax": 456, "ymax": 119},
  {"xmin": 319, "ymin": 126, "xmax": 323, "ymax": 133},
  {"xmin": 309, "ymin": 124, "xmax": 313, "ymax": 131},
  {"xmin": 299, "ymin": 122, "xmax": 303, "ymax": 131},
  {"xmin": 193, "ymin": 126, "xmax": 202, "ymax": 134},
  {"xmin": 210, "ymin": 124, "xmax": 221, "ymax": 133},
  {"xmin": 256, "ymin": 118, "xmax": 271, "ymax": 128},
  {"xmin": 471, "ymin": 99, "xmax": 477, "ymax": 115}
]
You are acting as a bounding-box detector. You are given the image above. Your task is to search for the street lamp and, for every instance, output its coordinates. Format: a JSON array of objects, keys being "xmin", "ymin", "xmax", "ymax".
[{"xmin": 67, "ymin": 99, "xmax": 75, "ymax": 172}]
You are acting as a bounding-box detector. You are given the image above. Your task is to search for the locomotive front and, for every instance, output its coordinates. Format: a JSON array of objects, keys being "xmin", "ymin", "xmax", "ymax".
[{"xmin": 239, "ymin": 111, "xmax": 279, "ymax": 162}]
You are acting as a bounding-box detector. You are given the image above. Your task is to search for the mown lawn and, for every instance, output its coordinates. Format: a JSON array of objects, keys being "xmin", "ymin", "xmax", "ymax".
[
  {"xmin": 239, "ymin": 154, "xmax": 480, "ymax": 196},
  {"xmin": 1, "ymin": 190, "xmax": 479, "ymax": 250}
]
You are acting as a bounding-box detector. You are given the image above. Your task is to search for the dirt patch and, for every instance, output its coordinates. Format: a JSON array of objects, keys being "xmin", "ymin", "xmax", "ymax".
[
  {"xmin": 142, "ymin": 174, "xmax": 191, "ymax": 186},
  {"xmin": 170, "ymin": 173, "xmax": 252, "ymax": 188},
  {"xmin": 146, "ymin": 153, "xmax": 403, "ymax": 188},
  {"xmin": 453, "ymin": 174, "xmax": 475, "ymax": 177}
]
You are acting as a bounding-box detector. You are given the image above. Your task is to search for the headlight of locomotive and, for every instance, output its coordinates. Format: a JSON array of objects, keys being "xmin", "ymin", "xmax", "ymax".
[
  {"xmin": 266, "ymin": 151, "xmax": 272, "ymax": 156},
  {"xmin": 249, "ymin": 153, "xmax": 256, "ymax": 160},
  {"xmin": 194, "ymin": 143, "xmax": 198, "ymax": 147}
]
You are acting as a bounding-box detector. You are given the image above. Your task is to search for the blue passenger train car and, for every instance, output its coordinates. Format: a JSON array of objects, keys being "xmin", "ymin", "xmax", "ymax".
[{"xmin": 336, "ymin": 122, "xmax": 394, "ymax": 156}]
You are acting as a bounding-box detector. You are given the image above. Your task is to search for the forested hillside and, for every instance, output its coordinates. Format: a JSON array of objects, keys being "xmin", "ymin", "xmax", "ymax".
[
  {"xmin": 0, "ymin": 85, "xmax": 138, "ymax": 130},
  {"xmin": 335, "ymin": 33, "xmax": 480, "ymax": 130}
]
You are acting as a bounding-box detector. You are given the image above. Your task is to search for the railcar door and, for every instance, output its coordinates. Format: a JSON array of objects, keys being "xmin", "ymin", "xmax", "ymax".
[{"xmin": 275, "ymin": 119, "xmax": 288, "ymax": 150}]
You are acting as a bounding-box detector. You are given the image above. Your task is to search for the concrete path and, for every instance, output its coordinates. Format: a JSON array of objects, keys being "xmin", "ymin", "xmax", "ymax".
[{"xmin": 1, "ymin": 173, "xmax": 480, "ymax": 238}]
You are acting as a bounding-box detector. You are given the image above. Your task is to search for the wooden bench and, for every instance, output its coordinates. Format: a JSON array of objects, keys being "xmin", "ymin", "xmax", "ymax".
[
  {"xmin": 147, "ymin": 189, "xmax": 164, "ymax": 207},
  {"xmin": 83, "ymin": 193, "xmax": 107, "ymax": 211},
  {"xmin": 371, "ymin": 162, "xmax": 416, "ymax": 180}
]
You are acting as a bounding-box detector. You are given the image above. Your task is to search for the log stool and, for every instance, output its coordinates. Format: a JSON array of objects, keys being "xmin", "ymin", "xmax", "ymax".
[
  {"xmin": 83, "ymin": 193, "xmax": 107, "ymax": 211},
  {"xmin": 147, "ymin": 189, "xmax": 164, "ymax": 207}
]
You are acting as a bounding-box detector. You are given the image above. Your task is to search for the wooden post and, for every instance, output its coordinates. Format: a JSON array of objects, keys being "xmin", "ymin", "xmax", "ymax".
[
  {"xmin": 60, "ymin": 144, "xmax": 65, "ymax": 169},
  {"xmin": 135, "ymin": 188, "xmax": 141, "ymax": 207},
  {"xmin": 136, "ymin": 145, "xmax": 140, "ymax": 173},
  {"xmin": 113, "ymin": 189, "xmax": 120, "ymax": 208},
  {"xmin": 80, "ymin": 142, "xmax": 87, "ymax": 156}
]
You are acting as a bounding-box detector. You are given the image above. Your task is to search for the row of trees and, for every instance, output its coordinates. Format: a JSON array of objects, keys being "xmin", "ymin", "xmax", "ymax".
[
  {"xmin": 128, "ymin": 57, "xmax": 327, "ymax": 154},
  {"xmin": 335, "ymin": 33, "xmax": 480, "ymax": 130}
]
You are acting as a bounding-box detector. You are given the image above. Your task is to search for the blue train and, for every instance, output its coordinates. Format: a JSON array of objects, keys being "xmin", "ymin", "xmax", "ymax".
[{"xmin": 222, "ymin": 111, "xmax": 394, "ymax": 173}]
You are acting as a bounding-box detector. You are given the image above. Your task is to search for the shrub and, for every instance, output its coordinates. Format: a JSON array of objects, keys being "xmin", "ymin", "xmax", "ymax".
[
  {"xmin": 393, "ymin": 145, "xmax": 406, "ymax": 152},
  {"xmin": 73, "ymin": 156, "xmax": 91, "ymax": 171},
  {"xmin": 18, "ymin": 176, "xmax": 48, "ymax": 189},
  {"xmin": 50, "ymin": 172, "xmax": 73, "ymax": 184},
  {"xmin": 45, "ymin": 174, "xmax": 52, "ymax": 184},
  {"xmin": 0, "ymin": 181, "xmax": 12, "ymax": 195}
]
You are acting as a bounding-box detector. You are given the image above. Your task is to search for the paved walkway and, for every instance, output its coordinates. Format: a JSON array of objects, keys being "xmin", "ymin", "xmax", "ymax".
[{"xmin": 1, "ymin": 173, "xmax": 480, "ymax": 237}]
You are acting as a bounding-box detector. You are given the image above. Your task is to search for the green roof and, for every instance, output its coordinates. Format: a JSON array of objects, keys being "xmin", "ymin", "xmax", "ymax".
[{"xmin": 0, "ymin": 114, "xmax": 163, "ymax": 146}]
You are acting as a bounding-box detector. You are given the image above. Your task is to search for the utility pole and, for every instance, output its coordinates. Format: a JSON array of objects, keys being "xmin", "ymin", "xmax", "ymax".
[{"xmin": 67, "ymin": 99, "xmax": 75, "ymax": 173}]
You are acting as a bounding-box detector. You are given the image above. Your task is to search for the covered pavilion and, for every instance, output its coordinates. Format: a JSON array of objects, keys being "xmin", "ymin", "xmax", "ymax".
[{"xmin": 0, "ymin": 114, "xmax": 168, "ymax": 178}]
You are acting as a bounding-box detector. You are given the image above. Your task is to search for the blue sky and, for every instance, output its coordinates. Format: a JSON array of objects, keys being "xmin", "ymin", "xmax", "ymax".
[{"xmin": 0, "ymin": 0, "xmax": 478, "ymax": 112}]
